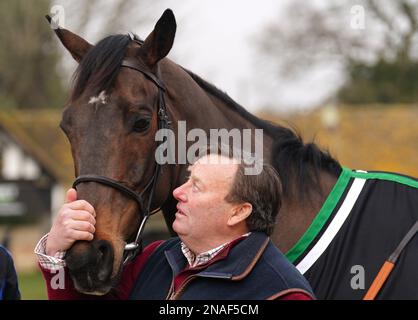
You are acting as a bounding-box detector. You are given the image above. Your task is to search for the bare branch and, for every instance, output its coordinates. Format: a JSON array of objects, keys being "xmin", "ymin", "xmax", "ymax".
[
  {"xmin": 366, "ymin": 0, "xmax": 397, "ymax": 32},
  {"xmin": 257, "ymin": 0, "xmax": 418, "ymax": 80},
  {"xmin": 398, "ymin": 1, "xmax": 418, "ymax": 61}
]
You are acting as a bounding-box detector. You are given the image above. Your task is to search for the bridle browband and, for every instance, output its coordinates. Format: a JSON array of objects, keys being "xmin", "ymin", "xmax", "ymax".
[{"xmin": 72, "ymin": 34, "xmax": 171, "ymax": 265}]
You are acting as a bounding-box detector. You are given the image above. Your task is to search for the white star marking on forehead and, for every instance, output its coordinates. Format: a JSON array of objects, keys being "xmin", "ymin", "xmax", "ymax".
[{"xmin": 88, "ymin": 90, "xmax": 108, "ymax": 105}]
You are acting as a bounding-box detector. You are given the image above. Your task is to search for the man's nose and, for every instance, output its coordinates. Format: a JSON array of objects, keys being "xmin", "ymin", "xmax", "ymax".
[{"xmin": 173, "ymin": 183, "xmax": 187, "ymax": 202}]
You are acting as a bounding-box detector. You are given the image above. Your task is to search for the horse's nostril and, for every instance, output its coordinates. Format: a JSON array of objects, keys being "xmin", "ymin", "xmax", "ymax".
[
  {"xmin": 97, "ymin": 244, "xmax": 106, "ymax": 260},
  {"xmin": 95, "ymin": 240, "xmax": 114, "ymax": 282},
  {"xmin": 67, "ymin": 239, "xmax": 115, "ymax": 289},
  {"xmin": 97, "ymin": 242, "xmax": 110, "ymax": 260}
]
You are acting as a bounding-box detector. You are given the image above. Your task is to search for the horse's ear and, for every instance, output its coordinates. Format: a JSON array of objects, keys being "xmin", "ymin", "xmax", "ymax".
[
  {"xmin": 45, "ymin": 15, "xmax": 92, "ymax": 63},
  {"xmin": 138, "ymin": 9, "xmax": 176, "ymax": 67}
]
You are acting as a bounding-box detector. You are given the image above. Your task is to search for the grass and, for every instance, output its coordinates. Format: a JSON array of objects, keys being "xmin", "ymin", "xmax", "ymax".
[{"xmin": 17, "ymin": 270, "xmax": 48, "ymax": 300}]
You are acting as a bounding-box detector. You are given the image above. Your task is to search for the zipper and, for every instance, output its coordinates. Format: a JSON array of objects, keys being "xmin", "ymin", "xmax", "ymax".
[
  {"xmin": 168, "ymin": 273, "xmax": 231, "ymax": 300},
  {"xmin": 165, "ymin": 280, "xmax": 175, "ymax": 300},
  {"xmin": 168, "ymin": 275, "xmax": 196, "ymax": 300},
  {"xmin": 165, "ymin": 250, "xmax": 182, "ymax": 299}
]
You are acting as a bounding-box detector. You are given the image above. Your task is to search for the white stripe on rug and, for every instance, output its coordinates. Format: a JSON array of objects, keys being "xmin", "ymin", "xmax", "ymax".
[{"xmin": 296, "ymin": 177, "xmax": 367, "ymax": 274}]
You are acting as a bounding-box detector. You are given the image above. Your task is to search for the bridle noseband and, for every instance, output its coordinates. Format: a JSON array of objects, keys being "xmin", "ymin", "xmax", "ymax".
[{"xmin": 72, "ymin": 35, "xmax": 171, "ymax": 265}]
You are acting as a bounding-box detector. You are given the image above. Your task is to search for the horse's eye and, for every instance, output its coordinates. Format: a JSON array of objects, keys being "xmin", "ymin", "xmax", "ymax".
[{"xmin": 133, "ymin": 118, "xmax": 150, "ymax": 132}]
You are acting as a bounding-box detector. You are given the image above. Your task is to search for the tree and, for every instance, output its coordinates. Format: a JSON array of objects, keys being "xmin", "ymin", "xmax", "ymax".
[
  {"xmin": 0, "ymin": 0, "xmax": 158, "ymax": 110},
  {"xmin": 0, "ymin": 0, "xmax": 66, "ymax": 109},
  {"xmin": 258, "ymin": 0, "xmax": 418, "ymax": 105},
  {"xmin": 54, "ymin": 0, "xmax": 158, "ymax": 39}
]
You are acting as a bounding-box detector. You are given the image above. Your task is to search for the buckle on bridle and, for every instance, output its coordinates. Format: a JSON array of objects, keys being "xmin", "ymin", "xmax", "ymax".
[{"xmin": 158, "ymin": 108, "xmax": 171, "ymax": 127}]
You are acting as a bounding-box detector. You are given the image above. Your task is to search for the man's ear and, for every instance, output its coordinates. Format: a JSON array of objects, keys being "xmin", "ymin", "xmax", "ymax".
[
  {"xmin": 46, "ymin": 15, "xmax": 93, "ymax": 63},
  {"xmin": 138, "ymin": 9, "xmax": 176, "ymax": 67},
  {"xmin": 227, "ymin": 203, "xmax": 253, "ymax": 227}
]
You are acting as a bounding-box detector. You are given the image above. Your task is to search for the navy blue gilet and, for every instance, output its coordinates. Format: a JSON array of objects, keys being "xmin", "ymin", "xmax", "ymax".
[{"xmin": 129, "ymin": 232, "xmax": 314, "ymax": 300}]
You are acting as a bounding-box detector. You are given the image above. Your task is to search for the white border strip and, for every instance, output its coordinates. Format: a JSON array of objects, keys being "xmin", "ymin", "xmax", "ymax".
[{"xmin": 296, "ymin": 177, "xmax": 367, "ymax": 274}]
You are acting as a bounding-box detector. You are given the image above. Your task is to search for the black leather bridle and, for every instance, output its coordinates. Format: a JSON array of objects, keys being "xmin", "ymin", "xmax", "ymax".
[{"xmin": 72, "ymin": 34, "xmax": 171, "ymax": 265}]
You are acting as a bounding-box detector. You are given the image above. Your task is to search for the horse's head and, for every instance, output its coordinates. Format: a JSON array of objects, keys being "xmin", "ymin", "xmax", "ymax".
[{"xmin": 49, "ymin": 9, "xmax": 176, "ymax": 295}]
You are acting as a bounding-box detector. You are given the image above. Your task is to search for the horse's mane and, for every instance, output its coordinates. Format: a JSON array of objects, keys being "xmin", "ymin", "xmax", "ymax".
[
  {"xmin": 182, "ymin": 67, "xmax": 282, "ymax": 137},
  {"xmin": 71, "ymin": 34, "xmax": 342, "ymax": 201},
  {"xmin": 71, "ymin": 34, "xmax": 131, "ymax": 101},
  {"xmin": 182, "ymin": 68, "xmax": 342, "ymax": 201}
]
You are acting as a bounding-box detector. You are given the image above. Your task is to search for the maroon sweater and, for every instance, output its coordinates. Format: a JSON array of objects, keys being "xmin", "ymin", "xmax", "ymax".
[{"xmin": 40, "ymin": 240, "xmax": 312, "ymax": 300}]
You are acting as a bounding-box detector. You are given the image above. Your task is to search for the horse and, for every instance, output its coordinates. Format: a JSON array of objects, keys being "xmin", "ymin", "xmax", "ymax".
[{"xmin": 47, "ymin": 9, "xmax": 418, "ymax": 299}]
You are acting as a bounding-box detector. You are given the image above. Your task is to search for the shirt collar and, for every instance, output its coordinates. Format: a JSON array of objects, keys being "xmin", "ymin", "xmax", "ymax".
[{"xmin": 180, "ymin": 232, "xmax": 251, "ymax": 268}]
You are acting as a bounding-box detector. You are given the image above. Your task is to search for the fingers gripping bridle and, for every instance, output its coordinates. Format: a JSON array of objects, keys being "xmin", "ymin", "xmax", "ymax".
[{"xmin": 72, "ymin": 34, "xmax": 171, "ymax": 265}]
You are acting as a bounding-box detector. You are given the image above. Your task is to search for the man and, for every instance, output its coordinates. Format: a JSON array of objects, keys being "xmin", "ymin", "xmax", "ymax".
[
  {"xmin": 35, "ymin": 153, "xmax": 314, "ymax": 299},
  {"xmin": 0, "ymin": 245, "xmax": 21, "ymax": 300}
]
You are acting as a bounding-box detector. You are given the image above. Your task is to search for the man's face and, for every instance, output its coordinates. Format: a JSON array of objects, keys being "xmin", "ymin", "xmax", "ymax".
[{"xmin": 172, "ymin": 155, "xmax": 239, "ymax": 250}]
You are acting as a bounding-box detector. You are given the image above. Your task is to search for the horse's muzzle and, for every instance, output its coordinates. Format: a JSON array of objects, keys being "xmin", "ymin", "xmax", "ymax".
[{"xmin": 65, "ymin": 239, "xmax": 115, "ymax": 295}]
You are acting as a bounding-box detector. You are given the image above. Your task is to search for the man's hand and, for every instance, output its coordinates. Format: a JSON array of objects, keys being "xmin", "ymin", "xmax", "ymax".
[{"xmin": 45, "ymin": 188, "xmax": 96, "ymax": 256}]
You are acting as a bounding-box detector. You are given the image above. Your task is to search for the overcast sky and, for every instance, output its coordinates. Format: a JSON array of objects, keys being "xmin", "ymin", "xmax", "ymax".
[
  {"xmin": 146, "ymin": 0, "xmax": 343, "ymax": 113},
  {"xmin": 54, "ymin": 0, "xmax": 344, "ymax": 113}
]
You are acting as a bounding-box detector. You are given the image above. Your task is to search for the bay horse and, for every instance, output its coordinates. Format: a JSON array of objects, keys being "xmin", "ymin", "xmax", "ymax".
[{"xmin": 47, "ymin": 9, "xmax": 418, "ymax": 299}]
